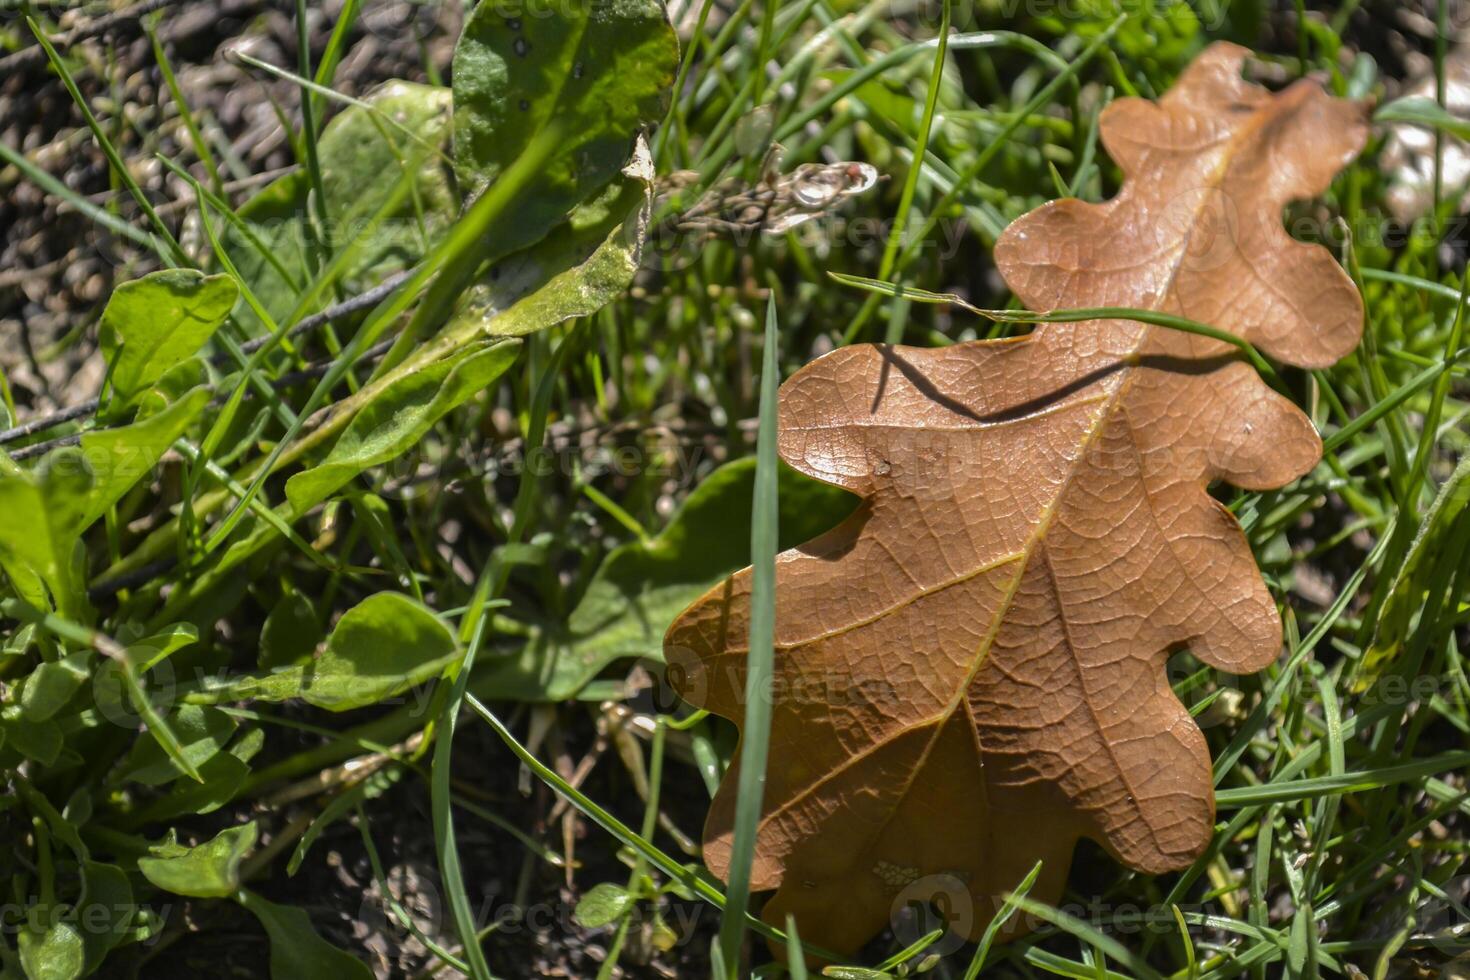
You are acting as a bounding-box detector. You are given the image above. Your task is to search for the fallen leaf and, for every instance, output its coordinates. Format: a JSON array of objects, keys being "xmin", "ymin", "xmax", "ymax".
[{"xmin": 666, "ymin": 43, "xmax": 1368, "ymax": 955}]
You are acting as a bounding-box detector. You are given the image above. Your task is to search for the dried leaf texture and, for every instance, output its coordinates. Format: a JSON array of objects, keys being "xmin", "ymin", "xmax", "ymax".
[{"xmin": 666, "ymin": 43, "xmax": 1368, "ymax": 955}]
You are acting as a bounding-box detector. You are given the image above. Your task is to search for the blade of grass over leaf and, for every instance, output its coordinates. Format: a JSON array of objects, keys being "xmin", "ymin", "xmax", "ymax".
[
  {"xmin": 830, "ymin": 272, "xmax": 1279, "ymax": 378},
  {"xmin": 716, "ymin": 295, "xmax": 783, "ymax": 977},
  {"xmin": 962, "ymin": 861, "xmax": 1042, "ymax": 980}
]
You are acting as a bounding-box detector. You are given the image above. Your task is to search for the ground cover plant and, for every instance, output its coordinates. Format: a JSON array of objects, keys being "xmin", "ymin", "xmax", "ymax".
[{"xmin": 0, "ymin": 0, "xmax": 1468, "ymax": 978}]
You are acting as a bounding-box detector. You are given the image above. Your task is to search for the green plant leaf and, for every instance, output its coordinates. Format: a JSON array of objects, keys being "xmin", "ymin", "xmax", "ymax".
[
  {"xmin": 285, "ymin": 340, "xmax": 521, "ymax": 512},
  {"xmin": 19, "ymin": 652, "xmax": 90, "ymax": 722},
  {"xmin": 302, "ymin": 592, "xmax": 458, "ymax": 710},
  {"xmin": 119, "ymin": 705, "xmax": 238, "ymax": 785},
  {"xmin": 185, "ymin": 592, "xmax": 459, "ymax": 711},
  {"xmin": 0, "ymin": 454, "xmax": 92, "ymax": 620},
  {"xmin": 98, "ymin": 270, "xmax": 237, "ymax": 415},
  {"xmin": 132, "ymin": 728, "xmax": 265, "ymax": 823},
  {"xmin": 0, "ymin": 389, "xmax": 208, "ymax": 619},
  {"xmin": 137, "ymin": 822, "xmax": 258, "ymax": 898},
  {"xmin": 446, "ymin": 141, "xmax": 654, "ymax": 340},
  {"xmin": 236, "ymin": 891, "xmax": 375, "ymax": 980},
  {"xmin": 231, "ymin": 81, "xmax": 456, "ymax": 327},
  {"xmin": 259, "ymin": 588, "xmax": 320, "ymax": 668},
  {"xmin": 572, "ymin": 882, "xmax": 635, "ymax": 928},
  {"xmin": 126, "ymin": 623, "xmax": 200, "ymax": 672},
  {"xmin": 1375, "ymin": 95, "xmax": 1470, "ymax": 141},
  {"xmin": 0, "ymin": 708, "xmax": 62, "ymax": 765},
  {"xmin": 475, "ymin": 458, "xmax": 856, "ymax": 700},
  {"xmin": 74, "ymin": 387, "xmax": 212, "ymax": 528},
  {"xmin": 452, "ymin": 0, "xmax": 677, "ymax": 253},
  {"xmin": 76, "ymin": 862, "xmax": 133, "ymax": 973},
  {"xmin": 17, "ymin": 920, "xmax": 83, "ymax": 980}
]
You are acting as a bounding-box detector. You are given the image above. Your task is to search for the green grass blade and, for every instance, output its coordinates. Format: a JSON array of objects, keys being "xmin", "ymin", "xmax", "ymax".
[{"xmin": 715, "ymin": 295, "xmax": 783, "ymax": 978}]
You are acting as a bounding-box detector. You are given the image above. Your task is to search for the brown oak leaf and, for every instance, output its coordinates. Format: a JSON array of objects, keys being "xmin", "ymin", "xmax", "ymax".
[{"xmin": 665, "ymin": 42, "xmax": 1369, "ymax": 955}]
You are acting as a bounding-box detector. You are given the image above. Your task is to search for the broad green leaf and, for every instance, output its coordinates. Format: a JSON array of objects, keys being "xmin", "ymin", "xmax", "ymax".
[
  {"xmin": 75, "ymin": 388, "xmax": 211, "ymax": 528},
  {"xmin": 0, "ymin": 708, "xmax": 61, "ymax": 765},
  {"xmin": 572, "ymin": 882, "xmax": 635, "ymax": 928},
  {"xmin": 259, "ymin": 589, "xmax": 320, "ymax": 668},
  {"xmin": 231, "ymin": 81, "xmax": 455, "ymax": 328},
  {"xmin": 474, "ymin": 458, "xmax": 856, "ymax": 700},
  {"xmin": 0, "ymin": 389, "xmax": 207, "ymax": 619},
  {"xmin": 119, "ymin": 705, "xmax": 237, "ymax": 785},
  {"xmin": 446, "ymin": 141, "xmax": 654, "ymax": 340},
  {"xmin": 97, "ymin": 270, "xmax": 237, "ymax": 415},
  {"xmin": 17, "ymin": 920, "xmax": 83, "ymax": 980},
  {"xmin": 77, "ymin": 862, "xmax": 133, "ymax": 972},
  {"xmin": 452, "ymin": 0, "xmax": 677, "ymax": 252},
  {"xmin": 19, "ymin": 652, "xmax": 90, "ymax": 721},
  {"xmin": 138, "ymin": 822, "xmax": 257, "ymax": 898},
  {"xmin": 133, "ymin": 727, "xmax": 265, "ymax": 823},
  {"xmin": 127, "ymin": 623, "xmax": 200, "ymax": 672},
  {"xmin": 0, "ymin": 454, "xmax": 92, "ymax": 620},
  {"xmin": 185, "ymin": 592, "xmax": 458, "ymax": 712},
  {"xmin": 284, "ymin": 340, "xmax": 521, "ymax": 512},
  {"xmin": 302, "ymin": 592, "xmax": 458, "ymax": 710},
  {"xmin": 236, "ymin": 891, "xmax": 374, "ymax": 980}
]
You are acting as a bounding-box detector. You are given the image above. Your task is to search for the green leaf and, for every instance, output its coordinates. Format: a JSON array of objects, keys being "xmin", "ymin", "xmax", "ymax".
[
  {"xmin": 474, "ymin": 458, "xmax": 856, "ymax": 700},
  {"xmin": 231, "ymin": 81, "xmax": 455, "ymax": 328},
  {"xmin": 302, "ymin": 593, "xmax": 458, "ymax": 711},
  {"xmin": 98, "ymin": 270, "xmax": 237, "ymax": 415},
  {"xmin": 137, "ymin": 822, "xmax": 258, "ymax": 898},
  {"xmin": 0, "ymin": 454, "xmax": 92, "ymax": 620},
  {"xmin": 75, "ymin": 387, "xmax": 212, "ymax": 528},
  {"xmin": 76, "ymin": 862, "xmax": 134, "ymax": 972},
  {"xmin": 0, "ymin": 389, "xmax": 208, "ymax": 619},
  {"xmin": 236, "ymin": 891, "xmax": 374, "ymax": 980},
  {"xmin": 20, "ymin": 652, "xmax": 90, "ymax": 721},
  {"xmin": 1375, "ymin": 95, "xmax": 1470, "ymax": 142},
  {"xmin": 126, "ymin": 623, "xmax": 200, "ymax": 672},
  {"xmin": 452, "ymin": 0, "xmax": 677, "ymax": 252},
  {"xmin": 446, "ymin": 142, "xmax": 654, "ymax": 340},
  {"xmin": 284, "ymin": 340, "xmax": 521, "ymax": 512},
  {"xmin": 259, "ymin": 589, "xmax": 320, "ymax": 668},
  {"xmin": 572, "ymin": 882, "xmax": 636, "ymax": 928},
  {"xmin": 132, "ymin": 728, "xmax": 265, "ymax": 823},
  {"xmin": 17, "ymin": 920, "xmax": 83, "ymax": 980},
  {"xmin": 185, "ymin": 593, "xmax": 459, "ymax": 712},
  {"xmin": 119, "ymin": 705, "xmax": 238, "ymax": 785},
  {"xmin": 1, "ymin": 706, "xmax": 62, "ymax": 765}
]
